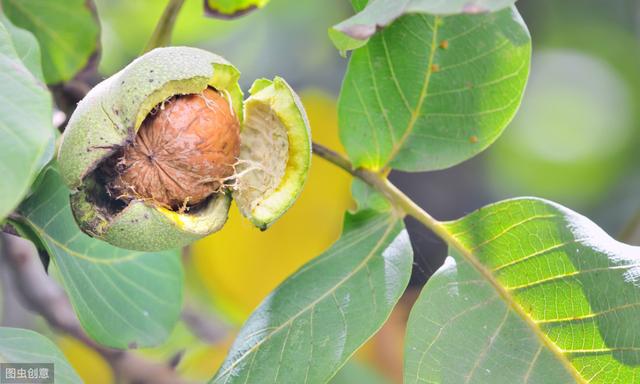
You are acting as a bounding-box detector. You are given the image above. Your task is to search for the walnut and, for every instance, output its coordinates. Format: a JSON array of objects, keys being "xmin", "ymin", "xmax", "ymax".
[{"xmin": 108, "ymin": 88, "xmax": 240, "ymax": 210}]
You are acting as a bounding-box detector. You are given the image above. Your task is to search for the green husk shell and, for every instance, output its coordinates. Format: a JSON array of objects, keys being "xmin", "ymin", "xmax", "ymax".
[
  {"xmin": 233, "ymin": 77, "xmax": 311, "ymax": 229},
  {"xmin": 58, "ymin": 47, "xmax": 311, "ymax": 251},
  {"xmin": 58, "ymin": 47, "xmax": 241, "ymax": 251}
]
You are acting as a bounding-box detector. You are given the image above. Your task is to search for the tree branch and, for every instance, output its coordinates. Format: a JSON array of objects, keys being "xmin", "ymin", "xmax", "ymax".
[
  {"xmin": 143, "ymin": 0, "xmax": 187, "ymax": 53},
  {"xmin": 0, "ymin": 232, "xmax": 187, "ymax": 384},
  {"xmin": 312, "ymin": 142, "xmax": 444, "ymax": 236}
]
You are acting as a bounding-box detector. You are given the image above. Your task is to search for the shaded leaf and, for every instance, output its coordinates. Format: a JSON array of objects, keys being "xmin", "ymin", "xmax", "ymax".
[
  {"xmin": 203, "ymin": 0, "xmax": 268, "ymax": 19},
  {"xmin": 330, "ymin": 360, "xmax": 392, "ymax": 384},
  {"xmin": 16, "ymin": 166, "xmax": 183, "ymax": 349},
  {"xmin": 405, "ymin": 198, "xmax": 640, "ymax": 383},
  {"xmin": 2, "ymin": 0, "xmax": 100, "ymax": 84},
  {"xmin": 212, "ymin": 210, "xmax": 413, "ymax": 383},
  {"xmin": 338, "ymin": 8, "xmax": 530, "ymax": 172},
  {"xmin": 0, "ymin": 12, "xmax": 44, "ymax": 81},
  {"xmin": 0, "ymin": 327, "xmax": 82, "ymax": 383},
  {"xmin": 0, "ymin": 19, "xmax": 53, "ymax": 221},
  {"xmin": 352, "ymin": 179, "xmax": 391, "ymax": 213},
  {"xmin": 328, "ymin": 27, "xmax": 368, "ymax": 57},
  {"xmin": 408, "ymin": 0, "xmax": 517, "ymax": 14},
  {"xmin": 331, "ymin": 0, "xmax": 518, "ymax": 50}
]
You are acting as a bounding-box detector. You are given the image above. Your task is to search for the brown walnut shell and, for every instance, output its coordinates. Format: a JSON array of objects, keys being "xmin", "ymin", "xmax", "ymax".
[{"xmin": 107, "ymin": 88, "xmax": 241, "ymax": 210}]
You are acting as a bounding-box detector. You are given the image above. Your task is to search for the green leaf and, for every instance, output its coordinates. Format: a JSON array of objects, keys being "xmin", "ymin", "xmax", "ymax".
[
  {"xmin": 352, "ymin": 179, "xmax": 391, "ymax": 213},
  {"xmin": 330, "ymin": 0, "xmax": 518, "ymax": 50},
  {"xmin": 405, "ymin": 198, "xmax": 640, "ymax": 383},
  {"xmin": 212, "ymin": 210, "xmax": 413, "ymax": 383},
  {"xmin": 2, "ymin": 0, "xmax": 99, "ymax": 84},
  {"xmin": 0, "ymin": 19, "xmax": 54, "ymax": 221},
  {"xmin": 330, "ymin": 361, "xmax": 392, "ymax": 384},
  {"xmin": 331, "ymin": 0, "xmax": 410, "ymax": 51},
  {"xmin": 204, "ymin": 0, "xmax": 269, "ymax": 18},
  {"xmin": 0, "ymin": 327, "xmax": 82, "ymax": 383},
  {"xmin": 15, "ymin": 166, "xmax": 184, "ymax": 349},
  {"xmin": 0, "ymin": 12, "xmax": 44, "ymax": 81},
  {"xmin": 328, "ymin": 27, "xmax": 368, "ymax": 56},
  {"xmin": 408, "ymin": 0, "xmax": 517, "ymax": 14},
  {"xmin": 338, "ymin": 8, "xmax": 530, "ymax": 172}
]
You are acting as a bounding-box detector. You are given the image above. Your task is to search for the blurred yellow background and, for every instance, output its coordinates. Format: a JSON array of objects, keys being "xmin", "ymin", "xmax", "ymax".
[{"xmin": 191, "ymin": 91, "xmax": 353, "ymax": 323}]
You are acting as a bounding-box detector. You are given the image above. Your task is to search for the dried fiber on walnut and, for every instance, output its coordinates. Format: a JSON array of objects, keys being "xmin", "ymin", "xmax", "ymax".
[{"xmin": 106, "ymin": 88, "xmax": 241, "ymax": 210}]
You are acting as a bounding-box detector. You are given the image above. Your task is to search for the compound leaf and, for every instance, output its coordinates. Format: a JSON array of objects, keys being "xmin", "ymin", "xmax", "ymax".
[
  {"xmin": 0, "ymin": 18, "xmax": 53, "ymax": 221},
  {"xmin": 2, "ymin": 0, "xmax": 99, "ymax": 84},
  {"xmin": 0, "ymin": 327, "xmax": 82, "ymax": 384},
  {"xmin": 338, "ymin": 8, "xmax": 530, "ymax": 172},
  {"xmin": 212, "ymin": 210, "xmax": 412, "ymax": 383},
  {"xmin": 16, "ymin": 166, "xmax": 183, "ymax": 349},
  {"xmin": 330, "ymin": 0, "xmax": 518, "ymax": 50},
  {"xmin": 405, "ymin": 198, "xmax": 640, "ymax": 383},
  {"xmin": 203, "ymin": 0, "xmax": 269, "ymax": 19}
]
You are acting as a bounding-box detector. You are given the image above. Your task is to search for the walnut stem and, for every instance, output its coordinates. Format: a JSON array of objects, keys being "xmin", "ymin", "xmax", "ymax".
[{"xmin": 143, "ymin": 0, "xmax": 187, "ymax": 53}]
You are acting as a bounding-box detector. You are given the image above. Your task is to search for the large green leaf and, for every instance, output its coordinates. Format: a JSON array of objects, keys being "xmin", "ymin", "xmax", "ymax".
[
  {"xmin": 2, "ymin": 0, "xmax": 99, "ymax": 84},
  {"xmin": 14, "ymin": 166, "xmax": 183, "ymax": 349},
  {"xmin": 405, "ymin": 198, "xmax": 640, "ymax": 383},
  {"xmin": 329, "ymin": 0, "xmax": 516, "ymax": 50},
  {"xmin": 407, "ymin": 0, "xmax": 517, "ymax": 14},
  {"xmin": 330, "ymin": 0, "xmax": 518, "ymax": 51},
  {"xmin": 204, "ymin": 0, "xmax": 269, "ymax": 18},
  {"xmin": 330, "ymin": 361, "xmax": 392, "ymax": 384},
  {"xmin": 0, "ymin": 327, "xmax": 82, "ymax": 383},
  {"xmin": 0, "ymin": 12, "xmax": 44, "ymax": 81},
  {"xmin": 212, "ymin": 210, "xmax": 413, "ymax": 383},
  {"xmin": 338, "ymin": 8, "xmax": 530, "ymax": 172},
  {"xmin": 0, "ymin": 19, "xmax": 53, "ymax": 221}
]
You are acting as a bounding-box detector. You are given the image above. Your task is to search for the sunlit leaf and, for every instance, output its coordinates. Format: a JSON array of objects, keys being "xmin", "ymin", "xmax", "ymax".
[
  {"xmin": 203, "ymin": 0, "xmax": 269, "ymax": 19},
  {"xmin": 15, "ymin": 166, "xmax": 183, "ymax": 349},
  {"xmin": 0, "ymin": 327, "xmax": 82, "ymax": 383},
  {"xmin": 330, "ymin": 0, "xmax": 518, "ymax": 50},
  {"xmin": 212, "ymin": 210, "xmax": 412, "ymax": 383},
  {"xmin": 338, "ymin": 8, "xmax": 530, "ymax": 172},
  {"xmin": 352, "ymin": 179, "xmax": 390, "ymax": 213},
  {"xmin": 0, "ymin": 18, "xmax": 53, "ymax": 221},
  {"xmin": 405, "ymin": 198, "xmax": 640, "ymax": 383},
  {"xmin": 2, "ymin": 0, "xmax": 99, "ymax": 84}
]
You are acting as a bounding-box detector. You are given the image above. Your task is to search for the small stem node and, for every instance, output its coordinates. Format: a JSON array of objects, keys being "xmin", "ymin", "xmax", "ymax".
[{"xmin": 311, "ymin": 142, "xmax": 444, "ymax": 236}]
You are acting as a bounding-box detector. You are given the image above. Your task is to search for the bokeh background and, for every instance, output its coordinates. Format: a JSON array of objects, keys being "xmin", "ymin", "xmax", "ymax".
[{"xmin": 2, "ymin": 0, "xmax": 640, "ymax": 382}]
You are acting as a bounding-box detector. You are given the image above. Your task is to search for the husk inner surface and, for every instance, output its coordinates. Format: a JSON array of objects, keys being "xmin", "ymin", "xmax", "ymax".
[{"xmin": 234, "ymin": 101, "xmax": 289, "ymax": 215}]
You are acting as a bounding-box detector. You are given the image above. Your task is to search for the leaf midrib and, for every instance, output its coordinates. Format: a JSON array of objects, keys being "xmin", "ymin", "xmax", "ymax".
[
  {"xmin": 441, "ymin": 224, "xmax": 588, "ymax": 384},
  {"xmin": 382, "ymin": 15, "xmax": 440, "ymax": 170},
  {"xmin": 0, "ymin": 26, "xmax": 50, "ymax": 216},
  {"xmin": 27, "ymin": 220, "xmax": 141, "ymax": 264},
  {"xmin": 214, "ymin": 217, "xmax": 398, "ymax": 382}
]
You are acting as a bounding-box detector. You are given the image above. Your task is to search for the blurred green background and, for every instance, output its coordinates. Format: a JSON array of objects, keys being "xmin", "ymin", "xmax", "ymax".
[{"xmin": 2, "ymin": 0, "xmax": 640, "ymax": 382}]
